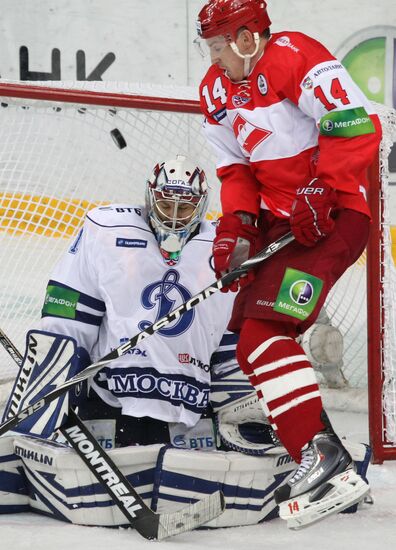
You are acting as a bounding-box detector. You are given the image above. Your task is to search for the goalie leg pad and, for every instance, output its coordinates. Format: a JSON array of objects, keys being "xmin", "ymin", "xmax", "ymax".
[
  {"xmin": 152, "ymin": 440, "xmax": 371, "ymax": 528},
  {"xmin": 11, "ymin": 434, "xmax": 161, "ymax": 526},
  {"xmin": 6, "ymin": 436, "xmax": 370, "ymax": 527},
  {"xmin": 0, "ymin": 435, "xmax": 29, "ymax": 513},
  {"xmin": 152, "ymin": 445, "xmax": 297, "ymax": 527}
]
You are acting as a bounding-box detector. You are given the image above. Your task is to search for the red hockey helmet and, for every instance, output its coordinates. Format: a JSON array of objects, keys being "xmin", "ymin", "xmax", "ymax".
[{"xmin": 197, "ymin": 0, "xmax": 271, "ymax": 41}]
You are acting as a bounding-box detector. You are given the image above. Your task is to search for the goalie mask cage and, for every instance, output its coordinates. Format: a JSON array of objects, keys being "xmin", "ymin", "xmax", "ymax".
[{"xmin": 0, "ymin": 80, "xmax": 394, "ymax": 463}]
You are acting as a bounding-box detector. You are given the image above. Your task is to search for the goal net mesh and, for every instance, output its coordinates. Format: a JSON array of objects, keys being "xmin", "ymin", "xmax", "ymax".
[{"xmin": 0, "ymin": 81, "xmax": 395, "ymax": 451}]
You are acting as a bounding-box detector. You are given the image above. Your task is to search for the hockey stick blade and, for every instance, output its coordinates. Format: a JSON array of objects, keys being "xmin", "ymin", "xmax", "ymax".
[
  {"xmin": 0, "ymin": 330, "xmax": 225, "ymax": 539},
  {"xmin": 0, "ymin": 231, "xmax": 294, "ymax": 436}
]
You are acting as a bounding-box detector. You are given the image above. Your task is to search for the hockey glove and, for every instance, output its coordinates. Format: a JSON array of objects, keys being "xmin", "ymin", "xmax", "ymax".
[
  {"xmin": 213, "ymin": 212, "xmax": 258, "ymax": 292},
  {"xmin": 290, "ymin": 178, "xmax": 337, "ymax": 247}
]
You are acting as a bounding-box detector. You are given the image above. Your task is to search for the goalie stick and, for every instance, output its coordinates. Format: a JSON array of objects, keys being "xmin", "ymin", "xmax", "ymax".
[
  {"xmin": 0, "ymin": 328, "xmax": 225, "ymax": 540},
  {"xmin": 0, "ymin": 231, "xmax": 294, "ymax": 437}
]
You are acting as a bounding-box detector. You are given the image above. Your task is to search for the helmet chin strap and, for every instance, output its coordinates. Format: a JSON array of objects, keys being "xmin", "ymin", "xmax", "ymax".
[{"xmin": 230, "ymin": 32, "xmax": 261, "ymax": 78}]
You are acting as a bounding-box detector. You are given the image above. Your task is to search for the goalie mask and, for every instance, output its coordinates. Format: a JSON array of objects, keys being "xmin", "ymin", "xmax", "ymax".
[{"xmin": 146, "ymin": 155, "xmax": 209, "ymax": 265}]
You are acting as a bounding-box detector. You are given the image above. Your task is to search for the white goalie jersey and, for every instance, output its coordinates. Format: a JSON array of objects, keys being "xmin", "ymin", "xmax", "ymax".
[{"xmin": 39, "ymin": 205, "xmax": 236, "ymax": 427}]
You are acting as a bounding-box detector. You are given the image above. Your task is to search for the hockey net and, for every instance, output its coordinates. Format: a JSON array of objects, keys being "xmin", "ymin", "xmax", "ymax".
[{"xmin": 0, "ymin": 80, "xmax": 394, "ymax": 462}]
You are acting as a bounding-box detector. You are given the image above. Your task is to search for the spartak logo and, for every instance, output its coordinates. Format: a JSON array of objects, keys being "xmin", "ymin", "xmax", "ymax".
[{"xmin": 232, "ymin": 113, "xmax": 272, "ymax": 155}]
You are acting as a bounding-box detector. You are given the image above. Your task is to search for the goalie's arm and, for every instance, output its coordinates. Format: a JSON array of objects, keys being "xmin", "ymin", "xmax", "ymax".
[
  {"xmin": 2, "ymin": 217, "xmax": 105, "ymax": 437},
  {"xmin": 39, "ymin": 217, "xmax": 106, "ymax": 354}
]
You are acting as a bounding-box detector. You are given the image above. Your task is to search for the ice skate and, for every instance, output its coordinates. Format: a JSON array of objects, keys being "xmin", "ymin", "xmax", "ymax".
[{"xmin": 274, "ymin": 431, "xmax": 370, "ymax": 529}]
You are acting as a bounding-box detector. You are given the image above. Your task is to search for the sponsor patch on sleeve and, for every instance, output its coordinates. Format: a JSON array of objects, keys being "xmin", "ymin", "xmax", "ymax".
[
  {"xmin": 42, "ymin": 285, "xmax": 80, "ymax": 319},
  {"xmin": 319, "ymin": 107, "xmax": 375, "ymax": 137},
  {"xmin": 213, "ymin": 107, "xmax": 227, "ymax": 122},
  {"xmin": 273, "ymin": 268, "xmax": 323, "ymax": 320}
]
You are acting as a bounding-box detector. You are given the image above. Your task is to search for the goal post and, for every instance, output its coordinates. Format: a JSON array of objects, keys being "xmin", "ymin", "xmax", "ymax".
[
  {"xmin": 0, "ymin": 80, "xmax": 394, "ymax": 462},
  {"xmin": 367, "ymin": 131, "xmax": 396, "ymax": 463}
]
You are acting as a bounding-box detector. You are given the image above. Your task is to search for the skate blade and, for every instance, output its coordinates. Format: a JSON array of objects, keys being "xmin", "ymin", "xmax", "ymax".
[{"xmin": 278, "ymin": 470, "xmax": 370, "ymax": 530}]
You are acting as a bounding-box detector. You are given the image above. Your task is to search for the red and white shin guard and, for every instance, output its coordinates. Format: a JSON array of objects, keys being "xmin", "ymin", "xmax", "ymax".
[{"xmin": 236, "ymin": 318, "xmax": 326, "ymax": 462}]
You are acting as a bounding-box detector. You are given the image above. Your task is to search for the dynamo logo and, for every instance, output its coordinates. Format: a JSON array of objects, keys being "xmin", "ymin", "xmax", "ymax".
[{"xmin": 139, "ymin": 269, "xmax": 194, "ymax": 337}]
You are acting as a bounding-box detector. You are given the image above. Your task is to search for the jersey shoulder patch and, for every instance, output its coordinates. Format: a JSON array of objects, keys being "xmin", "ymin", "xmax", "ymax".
[
  {"xmin": 86, "ymin": 204, "xmax": 147, "ymax": 229},
  {"xmin": 268, "ymin": 31, "xmax": 335, "ymax": 67}
]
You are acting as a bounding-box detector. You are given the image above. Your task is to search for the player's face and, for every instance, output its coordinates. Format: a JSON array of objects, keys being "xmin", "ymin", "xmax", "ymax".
[
  {"xmin": 195, "ymin": 34, "xmax": 229, "ymax": 59},
  {"xmin": 154, "ymin": 198, "xmax": 196, "ymax": 229},
  {"xmin": 208, "ymin": 35, "xmax": 247, "ymax": 82}
]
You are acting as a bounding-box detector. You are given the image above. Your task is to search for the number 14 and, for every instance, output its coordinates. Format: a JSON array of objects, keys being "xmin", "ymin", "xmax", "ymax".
[{"xmin": 314, "ymin": 77, "xmax": 350, "ymax": 111}]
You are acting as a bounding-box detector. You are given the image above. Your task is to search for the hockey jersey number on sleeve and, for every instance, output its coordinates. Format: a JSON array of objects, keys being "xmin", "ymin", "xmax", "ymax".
[
  {"xmin": 201, "ymin": 76, "xmax": 227, "ymax": 114},
  {"xmin": 314, "ymin": 77, "xmax": 351, "ymax": 111},
  {"xmin": 298, "ymin": 61, "xmax": 376, "ymax": 137},
  {"xmin": 200, "ymin": 66, "xmax": 228, "ymax": 122}
]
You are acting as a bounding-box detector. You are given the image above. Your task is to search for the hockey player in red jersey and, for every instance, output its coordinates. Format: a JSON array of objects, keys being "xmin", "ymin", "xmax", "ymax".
[{"xmin": 196, "ymin": 0, "xmax": 382, "ymax": 529}]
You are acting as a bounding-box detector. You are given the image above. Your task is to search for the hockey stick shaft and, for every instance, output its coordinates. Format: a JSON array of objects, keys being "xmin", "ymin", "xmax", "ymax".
[
  {"xmin": 0, "ymin": 329, "xmax": 23, "ymax": 368},
  {"xmin": 0, "ymin": 328, "xmax": 225, "ymax": 539},
  {"xmin": 0, "ymin": 231, "xmax": 294, "ymax": 436},
  {"xmin": 61, "ymin": 410, "xmax": 224, "ymax": 539}
]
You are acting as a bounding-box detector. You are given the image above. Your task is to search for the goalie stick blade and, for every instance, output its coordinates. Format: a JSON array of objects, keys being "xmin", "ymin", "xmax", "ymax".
[{"xmin": 153, "ymin": 490, "xmax": 225, "ymax": 540}]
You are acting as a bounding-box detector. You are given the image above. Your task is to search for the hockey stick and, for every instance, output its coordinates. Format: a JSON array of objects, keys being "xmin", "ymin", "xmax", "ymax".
[
  {"xmin": 61, "ymin": 411, "xmax": 224, "ymax": 539},
  {"xmin": 0, "ymin": 230, "xmax": 294, "ymax": 437},
  {"xmin": 0, "ymin": 328, "xmax": 225, "ymax": 539}
]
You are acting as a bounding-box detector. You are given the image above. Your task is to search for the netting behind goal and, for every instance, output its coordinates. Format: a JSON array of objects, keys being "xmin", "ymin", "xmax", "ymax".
[
  {"xmin": 0, "ymin": 81, "xmax": 220, "ymax": 378},
  {"xmin": 0, "ymin": 80, "xmax": 394, "ymax": 461}
]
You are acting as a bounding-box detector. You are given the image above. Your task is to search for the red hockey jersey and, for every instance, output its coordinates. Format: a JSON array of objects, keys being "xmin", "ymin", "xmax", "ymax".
[{"xmin": 199, "ymin": 31, "xmax": 382, "ymax": 218}]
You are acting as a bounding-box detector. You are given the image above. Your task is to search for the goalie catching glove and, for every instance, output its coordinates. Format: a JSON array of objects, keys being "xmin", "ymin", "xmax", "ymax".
[
  {"xmin": 213, "ymin": 212, "xmax": 258, "ymax": 292},
  {"xmin": 290, "ymin": 178, "xmax": 337, "ymax": 247},
  {"xmin": 211, "ymin": 361, "xmax": 280, "ymax": 455}
]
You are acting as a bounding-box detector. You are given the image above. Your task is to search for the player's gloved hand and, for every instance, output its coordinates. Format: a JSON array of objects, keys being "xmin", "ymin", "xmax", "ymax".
[
  {"xmin": 290, "ymin": 178, "xmax": 337, "ymax": 247},
  {"xmin": 213, "ymin": 212, "xmax": 258, "ymax": 292}
]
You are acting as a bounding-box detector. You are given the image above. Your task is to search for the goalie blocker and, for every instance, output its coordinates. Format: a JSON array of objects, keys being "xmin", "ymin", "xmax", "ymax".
[{"xmin": 2, "ymin": 330, "xmax": 87, "ymax": 437}]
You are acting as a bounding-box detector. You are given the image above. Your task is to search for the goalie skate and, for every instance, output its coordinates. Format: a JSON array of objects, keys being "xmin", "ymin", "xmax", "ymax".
[{"xmin": 274, "ymin": 431, "xmax": 370, "ymax": 529}]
